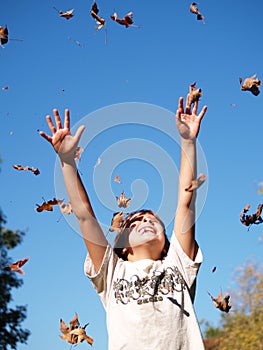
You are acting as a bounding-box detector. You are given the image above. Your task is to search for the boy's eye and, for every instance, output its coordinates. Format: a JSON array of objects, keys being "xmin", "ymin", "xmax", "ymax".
[{"xmin": 130, "ymin": 223, "xmax": 137, "ymax": 229}]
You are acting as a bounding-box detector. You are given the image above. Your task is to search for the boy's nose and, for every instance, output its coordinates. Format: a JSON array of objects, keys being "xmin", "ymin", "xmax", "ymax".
[{"xmin": 143, "ymin": 217, "xmax": 152, "ymax": 223}]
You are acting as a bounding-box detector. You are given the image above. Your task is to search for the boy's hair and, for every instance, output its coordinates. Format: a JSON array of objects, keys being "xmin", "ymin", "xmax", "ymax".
[{"xmin": 113, "ymin": 209, "xmax": 170, "ymax": 261}]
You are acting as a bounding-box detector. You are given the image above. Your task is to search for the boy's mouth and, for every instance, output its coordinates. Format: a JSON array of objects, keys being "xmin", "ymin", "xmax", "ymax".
[{"xmin": 138, "ymin": 225, "xmax": 155, "ymax": 234}]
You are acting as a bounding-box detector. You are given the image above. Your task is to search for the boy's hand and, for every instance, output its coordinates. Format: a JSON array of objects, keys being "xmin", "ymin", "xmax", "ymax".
[
  {"xmin": 176, "ymin": 96, "xmax": 207, "ymax": 140},
  {"xmin": 39, "ymin": 109, "xmax": 85, "ymax": 161}
]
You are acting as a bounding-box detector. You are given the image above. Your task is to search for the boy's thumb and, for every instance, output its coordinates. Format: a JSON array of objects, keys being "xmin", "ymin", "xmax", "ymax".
[{"xmin": 75, "ymin": 125, "xmax": 85, "ymax": 141}]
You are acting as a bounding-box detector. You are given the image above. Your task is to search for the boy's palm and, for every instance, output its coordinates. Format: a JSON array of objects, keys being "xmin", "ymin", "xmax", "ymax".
[
  {"xmin": 39, "ymin": 109, "xmax": 85, "ymax": 159},
  {"xmin": 176, "ymin": 96, "xmax": 207, "ymax": 140},
  {"xmin": 176, "ymin": 113, "xmax": 202, "ymax": 140}
]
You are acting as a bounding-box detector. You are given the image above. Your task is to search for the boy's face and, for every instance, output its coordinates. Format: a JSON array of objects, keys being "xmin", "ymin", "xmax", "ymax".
[{"xmin": 126, "ymin": 212, "xmax": 165, "ymax": 252}]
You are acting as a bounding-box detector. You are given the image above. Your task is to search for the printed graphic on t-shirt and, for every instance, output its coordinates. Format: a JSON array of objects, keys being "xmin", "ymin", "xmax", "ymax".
[{"xmin": 113, "ymin": 266, "xmax": 187, "ymax": 306}]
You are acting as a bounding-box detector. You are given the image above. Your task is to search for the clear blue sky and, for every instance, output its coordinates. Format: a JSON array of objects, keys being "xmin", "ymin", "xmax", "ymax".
[{"xmin": 1, "ymin": 1, "xmax": 263, "ymax": 349}]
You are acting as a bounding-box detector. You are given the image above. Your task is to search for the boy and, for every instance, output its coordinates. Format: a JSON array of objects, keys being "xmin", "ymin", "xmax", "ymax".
[{"xmin": 40, "ymin": 96, "xmax": 207, "ymax": 349}]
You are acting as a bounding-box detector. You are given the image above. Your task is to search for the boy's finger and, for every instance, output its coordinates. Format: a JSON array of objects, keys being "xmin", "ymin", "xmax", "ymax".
[
  {"xmin": 39, "ymin": 131, "xmax": 53, "ymax": 143},
  {"xmin": 198, "ymin": 105, "xmax": 208, "ymax": 121},
  {"xmin": 46, "ymin": 115, "xmax": 56, "ymax": 134},
  {"xmin": 192, "ymin": 101, "xmax": 198, "ymax": 116},
  {"xmin": 75, "ymin": 125, "xmax": 85, "ymax": 143},
  {"xmin": 53, "ymin": 109, "xmax": 62, "ymax": 130},
  {"xmin": 177, "ymin": 97, "xmax": 184, "ymax": 114},
  {"xmin": 64, "ymin": 109, "xmax": 70, "ymax": 130},
  {"xmin": 185, "ymin": 94, "xmax": 191, "ymax": 113}
]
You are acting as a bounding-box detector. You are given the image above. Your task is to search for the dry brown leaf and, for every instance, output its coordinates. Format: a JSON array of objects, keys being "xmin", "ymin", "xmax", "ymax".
[
  {"xmin": 94, "ymin": 157, "xmax": 101, "ymax": 168},
  {"xmin": 90, "ymin": 1, "xmax": 106, "ymax": 30},
  {"xmin": 190, "ymin": 2, "xmax": 205, "ymax": 22},
  {"xmin": 8, "ymin": 256, "xmax": 30, "ymax": 275},
  {"xmin": 13, "ymin": 164, "xmax": 40, "ymax": 175},
  {"xmin": 60, "ymin": 9, "xmax": 74, "ymax": 20},
  {"xmin": 187, "ymin": 82, "xmax": 202, "ymax": 106},
  {"xmin": 35, "ymin": 198, "xmax": 64, "ymax": 212},
  {"xmin": 240, "ymin": 203, "xmax": 263, "ymax": 227},
  {"xmin": 110, "ymin": 11, "xmax": 139, "ymax": 28},
  {"xmin": 211, "ymin": 266, "xmax": 217, "ymax": 273},
  {"xmin": 114, "ymin": 174, "xmax": 121, "ymax": 184},
  {"xmin": 74, "ymin": 146, "xmax": 83, "ymax": 160},
  {"xmin": 208, "ymin": 290, "xmax": 232, "ymax": 313},
  {"xmin": 70, "ymin": 326, "xmax": 94, "ymax": 345},
  {"xmin": 0, "ymin": 25, "xmax": 8, "ymax": 45},
  {"xmin": 240, "ymin": 74, "xmax": 261, "ymax": 96},
  {"xmin": 185, "ymin": 173, "xmax": 207, "ymax": 192},
  {"xmin": 53, "ymin": 7, "xmax": 74, "ymax": 20},
  {"xmin": 60, "ymin": 202, "xmax": 73, "ymax": 215},
  {"xmin": 60, "ymin": 314, "xmax": 93, "ymax": 346},
  {"xmin": 109, "ymin": 212, "xmax": 125, "ymax": 232},
  {"xmin": 116, "ymin": 191, "xmax": 131, "ymax": 208}
]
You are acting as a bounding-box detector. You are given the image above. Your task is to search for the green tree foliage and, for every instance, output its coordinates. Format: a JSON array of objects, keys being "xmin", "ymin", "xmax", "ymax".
[
  {"xmin": 203, "ymin": 261, "xmax": 263, "ymax": 350},
  {"xmin": 0, "ymin": 209, "xmax": 30, "ymax": 349}
]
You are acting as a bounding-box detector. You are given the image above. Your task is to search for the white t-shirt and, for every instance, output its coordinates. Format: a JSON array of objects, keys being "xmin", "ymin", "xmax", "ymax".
[{"xmin": 84, "ymin": 233, "xmax": 205, "ymax": 350}]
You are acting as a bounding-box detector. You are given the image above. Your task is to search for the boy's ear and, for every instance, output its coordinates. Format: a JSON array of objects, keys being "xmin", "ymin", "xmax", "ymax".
[
  {"xmin": 122, "ymin": 248, "xmax": 129, "ymax": 255},
  {"xmin": 122, "ymin": 247, "xmax": 133, "ymax": 259}
]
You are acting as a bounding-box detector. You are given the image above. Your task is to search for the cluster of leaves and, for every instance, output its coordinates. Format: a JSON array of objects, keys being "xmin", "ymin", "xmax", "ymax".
[
  {"xmin": 12, "ymin": 158, "xmax": 75, "ymax": 215},
  {"xmin": 203, "ymin": 261, "xmax": 263, "ymax": 349},
  {"xmin": 55, "ymin": 0, "xmax": 139, "ymax": 31},
  {"xmin": 0, "ymin": 210, "xmax": 30, "ymax": 349}
]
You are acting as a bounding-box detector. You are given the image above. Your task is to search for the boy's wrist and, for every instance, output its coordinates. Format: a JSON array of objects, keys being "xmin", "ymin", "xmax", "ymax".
[
  {"xmin": 59, "ymin": 155, "xmax": 76, "ymax": 168},
  {"xmin": 181, "ymin": 138, "xmax": 196, "ymax": 146}
]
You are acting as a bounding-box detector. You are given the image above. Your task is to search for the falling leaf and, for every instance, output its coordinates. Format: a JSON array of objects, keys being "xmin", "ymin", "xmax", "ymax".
[
  {"xmin": 190, "ymin": 2, "xmax": 205, "ymax": 23},
  {"xmin": 109, "ymin": 211, "xmax": 124, "ymax": 232},
  {"xmin": 239, "ymin": 74, "xmax": 261, "ymax": 96},
  {"xmin": 53, "ymin": 7, "xmax": 74, "ymax": 20},
  {"xmin": 240, "ymin": 203, "xmax": 263, "ymax": 227},
  {"xmin": 8, "ymin": 256, "xmax": 30, "ymax": 275},
  {"xmin": 60, "ymin": 202, "xmax": 73, "ymax": 215},
  {"xmin": 0, "ymin": 25, "xmax": 8, "ymax": 45},
  {"xmin": 110, "ymin": 11, "xmax": 141, "ymax": 28},
  {"xmin": 114, "ymin": 174, "xmax": 121, "ymax": 184},
  {"xmin": 208, "ymin": 290, "xmax": 232, "ymax": 313},
  {"xmin": 13, "ymin": 164, "xmax": 40, "ymax": 175},
  {"xmin": 116, "ymin": 191, "xmax": 131, "ymax": 208},
  {"xmin": 94, "ymin": 157, "xmax": 101, "ymax": 168},
  {"xmin": 185, "ymin": 173, "xmax": 207, "ymax": 192},
  {"xmin": 60, "ymin": 313, "xmax": 80, "ymax": 344},
  {"xmin": 74, "ymin": 146, "xmax": 83, "ymax": 160},
  {"xmin": 90, "ymin": 1, "xmax": 106, "ymax": 30},
  {"xmin": 35, "ymin": 198, "xmax": 64, "ymax": 212},
  {"xmin": 60, "ymin": 314, "xmax": 93, "ymax": 346},
  {"xmin": 70, "ymin": 326, "xmax": 94, "ymax": 345},
  {"xmin": 0, "ymin": 25, "xmax": 22, "ymax": 46},
  {"xmin": 187, "ymin": 82, "xmax": 202, "ymax": 106}
]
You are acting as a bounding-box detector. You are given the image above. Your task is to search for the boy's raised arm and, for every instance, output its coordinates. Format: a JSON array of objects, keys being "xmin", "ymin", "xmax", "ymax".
[
  {"xmin": 39, "ymin": 109, "xmax": 108, "ymax": 273},
  {"xmin": 173, "ymin": 97, "xmax": 207, "ymax": 260}
]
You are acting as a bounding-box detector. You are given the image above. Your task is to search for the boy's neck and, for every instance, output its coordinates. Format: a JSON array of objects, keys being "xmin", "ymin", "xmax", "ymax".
[{"xmin": 126, "ymin": 246, "xmax": 161, "ymax": 262}]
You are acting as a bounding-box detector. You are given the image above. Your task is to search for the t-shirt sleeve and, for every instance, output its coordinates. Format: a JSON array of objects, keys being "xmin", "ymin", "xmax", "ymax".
[
  {"xmin": 165, "ymin": 233, "xmax": 203, "ymax": 297},
  {"xmin": 84, "ymin": 244, "xmax": 118, "ymax": 307}
]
